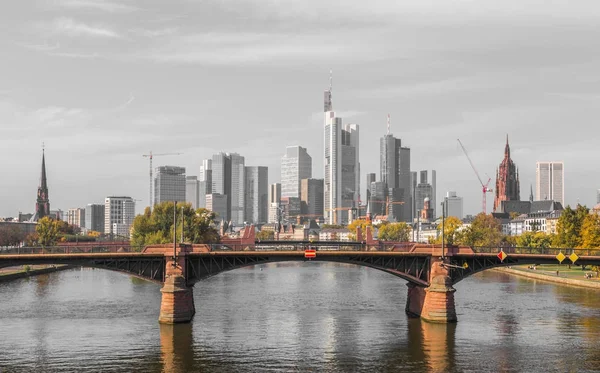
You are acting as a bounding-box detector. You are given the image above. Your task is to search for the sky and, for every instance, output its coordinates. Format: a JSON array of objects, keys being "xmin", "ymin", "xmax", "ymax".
[{"xmin": 1, "ymin": 0, "xmax": 600, "ymax": 218}]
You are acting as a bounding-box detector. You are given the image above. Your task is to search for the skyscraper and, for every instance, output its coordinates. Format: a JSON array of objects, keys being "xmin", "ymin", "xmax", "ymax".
[
  {"xmin": 323, "ymin": 79, "xmax": 359, "ymax": 225},
  {"xmin": 379, "ymin": 119, "xmax": 412, "ymax": 222},
  {"xmin": 281, "ymin": 146, "xmax": 312, "ymax": 199},
  {"xmin": 34, "ymin": 149, "xmax": 50, "ymax": 221},
  {"xmin": 245, "ymin": 166, "xmax": 268, "ymax": 224},
  {"xmin": 199, "ymin": 159, "xmax": 212, "ymax": 208},
  {"xmin": 67, "ymin": 208, "xmax": 85, "ymax": 228},
  {"xmin": 493, "ymin": 136, "xmax": 520, "ymax": 212},
  {"xmin": 104, "ymin": 196, "xmax": 135, "ymax": 237},
  {"xmin": 154, "ymin": 166, "xmax": 186, "ymax": 205},
  {"xmin": 211, "ymin": 153, "xmax": 232, "ymax": 221},
  {"xmin": 536, "ymin": 161, "xmax": 564, "ymax": 205},
  {"xmin": 210, "ymin": 152, "xmax": 245, "ymax": 225},
  {"xmin": 415, "ymin": 171, "xmax": 435, "ymax": 218},
  {"xmin": 186, "ymin": 176, "xmax": 200, "ymax": 209}
]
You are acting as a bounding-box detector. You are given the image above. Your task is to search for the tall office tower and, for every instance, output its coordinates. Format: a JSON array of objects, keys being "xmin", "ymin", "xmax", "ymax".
[
  {"xmin": 536, "ymin": 161, "xmax": 564, "ymax": 205},
  {"xmin": 341, "ymin": 123, "xmax": 360, "ymax": 223},
  {"xmin": 245, "ymin": 166, "xmax": 268, "ymax": 224},
  {"xmin": 230, "ymin": 153, "xmax": 246, "ymax": 226},
  {"xmin": 281, "ymin": 146, "xmax": 312, "ymax": 198},
  {"xmin": 415, "ymin": 171, "xmax": 434, "ymax": 218},
  {"xmin": 280, "ymin": 197, "xmax": 301, "ymax": 223},
  {"xmin": 431, "ymin": 170, "xmax": 437, "ymax": 218},
  {"xmin": 211, "ymin": 153, "xmax": 232, "ymax": 221},
  {"xmin": 366, "ymin": 173, "xmax": 376, "ymax": 204},
  {"xmin": 186, "ymin": 176, "xmax": 200, "ymax": 209},
  {"xmin": 268, "ymin": 183, "xmax": 282, "ymax": 223},
  {"xmin": 67, "ymin": 208, "xmax": 85, "ymax": 228},
  {"xmin": 198, "ymin": 159, "xmax": 212, "ymax": 208},
  {"xmin": 445, "ymin": 191, "xmax": 464, "ymax": 219},
  {"xmin": 493, "ymin": 136, "xmax": 520, "ymax": 212},
  {"xmin": 301, "ymin": 178, "xmax": 324, "ymax": 217},
  {"xmin": 206, "ymin": 194, "xmax": 228, "ymax": 222},
  {"xmin": 104, "ymin": 196, "xmax": 135, "ymax": 237},
  {"xmin": 154, "ymin": 166, "xmax": 186, "ymax": 205},
  {"xmin": 34, "ymin": 149, "xmax": 50, "ymax": 221},
  {"xmin": 85, "ymin": 204, "xmax": 105, "ymax": 233},
  {"xmin": 410, "ymin": 171, "xmax": 417, "ymax": 221},
  {"xmin": 379, "ymin": 120, "xmax": 412, "ymax": 222},
  {"xmin": 368, "ymin": 181, "xmax": 388, "ymax": 216}
]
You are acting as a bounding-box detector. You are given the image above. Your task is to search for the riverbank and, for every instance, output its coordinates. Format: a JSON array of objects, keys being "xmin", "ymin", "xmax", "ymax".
[
  {"xmin": 0, "ymin": 265, "xmax": 72, "ymax": 283},
  {"xmin": 495, "ymin": 266, "xmax": 600, "ymax": 289}
]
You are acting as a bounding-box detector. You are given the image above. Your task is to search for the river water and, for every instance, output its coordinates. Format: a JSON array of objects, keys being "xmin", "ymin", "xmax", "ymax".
[{"xmin": 1, "ymin": 263, "xmax": 599, "ymax": 372}]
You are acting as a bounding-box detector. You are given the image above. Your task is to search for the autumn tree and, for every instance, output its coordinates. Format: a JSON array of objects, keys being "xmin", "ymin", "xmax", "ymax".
[
  {"xmin": 516, "ymin": 231, "xmax": 553, "ymax": 251},
  {"xmin": 580, "ymin": 213, "xmax": 600, "ymax": 248},
  {"xmin": 0, "ymin": 225, "xmax": 27, "ymax": 247},
  {"xmin": 378, "ymin": 222, "xmax": 411, "ymax": 242},
  {"xmin": 435, "ymin": 216, "xmax": 463, "ymax": 245},
  {"xmin": 256, "ymin": 230, "xmax": 274, "ymax": 241},
  {"xmin": 130, "ymin": 202, "xmax": 220, "ymax": 250},
  {"xmin": 459, "ymin": 213, "xmax": 503, "ymax": 247},
  {"xmin": 554, "ymin": 205, "xmax": 589, "ymax": 248},
  {"xmin": 347, "ymin": 219, "xmax": 373, "ymax": 240},
  {"xmin": 36, "ymin": 216, "xmax": 60, "ymax": 247}
]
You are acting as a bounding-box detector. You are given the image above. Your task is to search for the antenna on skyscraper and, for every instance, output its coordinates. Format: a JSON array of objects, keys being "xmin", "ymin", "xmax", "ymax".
[{"xmin": 387, "ymin": 114, "xmax": 390, "ymax": 135}]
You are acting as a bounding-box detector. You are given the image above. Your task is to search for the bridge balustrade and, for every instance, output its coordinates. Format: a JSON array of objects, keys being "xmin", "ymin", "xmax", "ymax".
[
  {"xmin": 0, "ymin": 244, "xmax": 137, "ymax": 255},
  {"xmin": 472, "ymin": 246, "xmax": 600, "ymax": 256}
]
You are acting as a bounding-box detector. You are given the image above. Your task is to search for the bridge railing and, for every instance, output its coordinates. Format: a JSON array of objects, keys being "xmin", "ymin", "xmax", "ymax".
[
  {"xmin": 208, "ymin": 242, "xmax": 369, "ymax": 252},
  {"xmin": 0, "ymin": 244, "xmax": 139, "ymax": 255},
  {"xmin": 472, "ymin": 246, "xmax": 600, "ymax": 256}
]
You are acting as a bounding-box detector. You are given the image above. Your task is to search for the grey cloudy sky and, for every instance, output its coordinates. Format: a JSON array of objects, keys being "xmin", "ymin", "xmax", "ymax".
[{"xmin": 1, "ymin": 0, "xmax": 600, "ymax": 217}]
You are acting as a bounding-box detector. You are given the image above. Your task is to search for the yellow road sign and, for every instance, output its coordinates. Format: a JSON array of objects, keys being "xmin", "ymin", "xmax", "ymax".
[
  {"xmin": 556, "ymin": 252, "xmax": 566, "ymax": 264},
  {"xmin": 569, "ymin": 252, "xmax": 579, "ymax": 264},
  {"xmin": 462, "ymin": 262, "xmax": 469, "ymax": 269}
]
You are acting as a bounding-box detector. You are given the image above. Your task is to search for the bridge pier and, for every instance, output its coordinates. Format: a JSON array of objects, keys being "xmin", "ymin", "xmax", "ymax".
[
  {"xmin": 159, "ymin": 252, "xmax": 195, "ymax": 324},
  {"xmin": 406, "ymin": 259, "xmax": 457, "ymax": 323}
]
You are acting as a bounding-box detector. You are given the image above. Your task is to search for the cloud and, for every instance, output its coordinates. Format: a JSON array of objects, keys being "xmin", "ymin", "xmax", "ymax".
[
  {"xmin": 59, "ymin": 0, "xmax": 138, "ymax": 13},
  {"xmin": 52, "ymin": 17, "xmax": 121, "ymax": 38},
  {"xmin": 16, "ymin": 41, "xmax": 61, "ymax": 52}
]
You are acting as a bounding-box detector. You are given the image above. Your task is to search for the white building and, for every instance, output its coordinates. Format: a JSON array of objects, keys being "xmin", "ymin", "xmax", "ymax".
[
  {"xmin": 67, "ymin": 208, "xmax": 85, "ymax": 228},
  {"xmin": 154, "ymin": 166, "xmax": 186, "ymax": 205},
  {"xmin": 268, "ymin": 183, "xmax": 281, "ymax": 223},
  {"xmin": 104, "ymin": 196, "xmax": 135, "ymax": 237},
  {"xmin": 445, "ymin": 191, "xmax": 463, "ymax": 219},
  {"xmin": 536, "ymin": 161, "xmax": 564, "ymax": 205},
  {"xmin": 323, "ymin": 83, "xmax": 359, "ymax": 225},
  {"xmin": 281, "ymin": 146, "xmax": 312, "ymax": 199}
]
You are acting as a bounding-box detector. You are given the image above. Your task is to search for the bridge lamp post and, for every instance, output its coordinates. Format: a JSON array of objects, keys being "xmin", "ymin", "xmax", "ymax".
[
  {"xmin": 441, "ymin": 198, "xmax": 446, "ymax": 259},
  {"xmin": 173, "ymin": 201, "xmax": 177, "ymax": 267}
]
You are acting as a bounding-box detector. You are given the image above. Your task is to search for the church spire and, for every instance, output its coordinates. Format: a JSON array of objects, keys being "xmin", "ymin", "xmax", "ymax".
[
  {"xmin": 530, "ymin": 184, "xmax": 534, "ymax": 202},
  {"xmin": 505, "ymin": 134, "xmax": 510, "ymax": 158},
  {"xmin": 35, "ymin": 146, "xmax": 50, "ymax": 221}
]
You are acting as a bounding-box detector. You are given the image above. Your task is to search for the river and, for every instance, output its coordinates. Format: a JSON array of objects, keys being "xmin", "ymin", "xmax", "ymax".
[{"xmin": 1, "ymin": 263, "xmax": 599, "ymax": 372}]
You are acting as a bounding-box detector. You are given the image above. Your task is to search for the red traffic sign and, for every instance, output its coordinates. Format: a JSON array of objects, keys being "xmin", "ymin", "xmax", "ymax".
[
  {"xmin": 497, "ymin": 250, "xmax": 507, "ymax": 262},
  {"xmin": 305, "ymin": 249, "xmax": 316, "ymax": 259}
]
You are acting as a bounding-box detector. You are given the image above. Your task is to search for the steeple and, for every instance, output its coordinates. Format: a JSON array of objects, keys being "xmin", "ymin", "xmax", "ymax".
[
  {"xmin": 35, "ymin": 147, "xmax": 50, "ymax": 221},
  {"xmin": 529, "ymin": 184, "xmax": 534, "ymax": 202},
  {"xmin": 504, "ymin": 134, "xmax": 510, "ymax": 158}
]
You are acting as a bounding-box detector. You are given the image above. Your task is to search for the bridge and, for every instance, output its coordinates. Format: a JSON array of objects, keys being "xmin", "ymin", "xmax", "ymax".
[{"xmin": 2, "ymin": 237, "xmax": 600, "ymax": 325}]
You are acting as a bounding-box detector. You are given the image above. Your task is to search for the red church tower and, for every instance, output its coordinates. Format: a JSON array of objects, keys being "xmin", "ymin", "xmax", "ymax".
[
  {"xmin": 493, "ymin": 136, "xmax": 520, "ymax": 212},
  {"xmin": 34, "ymin": 148, "xmax": 50, "ymax": 221}
]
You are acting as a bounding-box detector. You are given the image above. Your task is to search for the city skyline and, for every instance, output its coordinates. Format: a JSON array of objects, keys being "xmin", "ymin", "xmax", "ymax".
[{"xmin": 2, "ymin": 1, "xmax": 600, "ymax": 217}]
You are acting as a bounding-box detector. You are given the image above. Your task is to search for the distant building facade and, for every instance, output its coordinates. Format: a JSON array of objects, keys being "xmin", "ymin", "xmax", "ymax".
[
  {"xmin": 445, "ymin": 191, "xmax": 464, "ymax": 219},
  {"xmin": 281, "ymin": 146, "xmax": 312, "ymax": 199},
  {"xmin": 301, "ymin": 178, "xmax": 324, "ymax": 218},
  {"xmin": 67, "ymin": 208, "xmax": 85, "ymax": 228},
  {"xmin": 104, "ymin": 196, "xmax": 135, "ymax": 237},
  {"xmin": 268, "ymin": 183, "xmax": 282, "ymax": 223},
  {"xmin": 206, "ymin": 193, "xmax": 228, "ymax": 223},
  {"xmin": 536, "ymin": 161, "xmax": 564, "ymax": 205},
  {"xmin": 493, "ymin": 136, "xmax": 520, "ymax": 212},
  {"xmin": 379, "ymin": 128, "xmax": 411, "ymax": 222},
  {"xmin": 154, "ymin": 166, "xmax": 186, "ymax": 205},
  {"xmin": 415, "ymin": 170, "xmax": 436, "ymax": 219},
  {"xmin": 186, "ymin": 176, "xmax": 200, "ymax": 209},
  {"xmin": 245, "ymin": 166, "xmax": 268, "ymax": 224},
  {"xmin": 85, "ymin": 204, "xmax": 105, "ymax": 233}
]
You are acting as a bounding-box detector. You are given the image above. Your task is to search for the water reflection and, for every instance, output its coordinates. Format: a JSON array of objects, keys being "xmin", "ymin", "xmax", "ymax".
[{"xmin": 159, "ymin": 323, "xmax": 194, "ymax": 373}]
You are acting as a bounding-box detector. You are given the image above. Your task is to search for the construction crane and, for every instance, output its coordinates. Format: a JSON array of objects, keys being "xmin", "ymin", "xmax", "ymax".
[
  {"xmin": 142, "ymin": 151, "xmax": 182, "ymax": 208},
  {"xmin": 457, "ymin": 139, "xmax": 493, "ymax": 214},
  {"xmin": 370, "ymin": 197, "xmax": 405, "ymax": 216}
]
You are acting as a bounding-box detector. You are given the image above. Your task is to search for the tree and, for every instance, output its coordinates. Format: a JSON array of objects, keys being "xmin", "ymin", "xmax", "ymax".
[
  {"xmin": 0, "ymin": 225, "xmax": 27, "ymax": 247},
  {"xmin": 554, "ymin": 205, "xmax": 589, "ymax": 248},
  {"xmin": 580, "ymin": 213, "xmax": 600, "ymax": 248},
  {"xmin": 378, "ymin": 222, "xmax": 411, "ymax": 242},
  {"xmin": 130, "ymin": 202, "xmax": 220, "ymax": 250},
  {"xmin": 347, "ymin": 219, "xmax": 372, "ymax": 241},
  {"xmin": 36, "ymin": 216, "xmax": 60, "ymax": 247},
  {"xmin": 435, "ymin": 216, "xmax": 463, "ymax": 245},
  {"xmin": 458, "ymin": 213, "xmax": 503, "ymax": 247},
  {"xmin": 256, "ymin": 230, "xmax": 274, "ymax": 241},
  {"xmin": 516, "ymin": 231, "xmax": 552, "ymax": 251}
]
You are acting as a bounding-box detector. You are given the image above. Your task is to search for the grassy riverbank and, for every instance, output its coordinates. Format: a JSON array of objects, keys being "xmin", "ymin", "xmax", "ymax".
[
  {"xmin": 0, "ymin": 265, "xmax": 71, "ymax": 282},
  {"xmin": 496, "ymin": 265, "xmax": 600, "ymax": 289}
]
